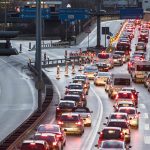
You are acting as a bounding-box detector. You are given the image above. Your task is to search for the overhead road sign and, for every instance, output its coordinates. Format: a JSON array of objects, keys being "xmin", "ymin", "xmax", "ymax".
[
  {"xmin": 59, "ymin": 8, "xmax": 89, "ymax": 21},
  {"xmin": 120, "ymin": 8, "xmax": 143, "ymax": 19},
  {"xmin": 20, "ymin": 7, "xmax": 51, "ymax": 19}
]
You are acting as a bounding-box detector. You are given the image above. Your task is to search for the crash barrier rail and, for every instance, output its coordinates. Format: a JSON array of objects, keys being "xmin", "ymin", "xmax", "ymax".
[
  {"xmin": 30, "ymin": 57, "xmax": 86, "ymax": 68},
  {"xmin": 30, "ymin": 41, "xmax": 70, "ymax": 51},
  {"xmin": 0, "ymin": 64, "xmax": 54, "ymax": 150}
]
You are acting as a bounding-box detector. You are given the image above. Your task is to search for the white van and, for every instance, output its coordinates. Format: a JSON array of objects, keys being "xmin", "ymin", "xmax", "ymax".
[
  {"xmin": 107, "ymin": 73, "xmax": 132, "ymax": 99},
  {"xmin": 130, "ymin": 61, "xmax": 150, "ymax": 83}
]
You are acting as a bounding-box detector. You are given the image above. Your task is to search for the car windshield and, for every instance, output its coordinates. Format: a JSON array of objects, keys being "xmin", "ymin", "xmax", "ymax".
[
  {"xmin": 98, "ymin": 53, "xmax": 109, "ymax": 59},
  {"xmin": 108, "ymin": 121, "xmax": 128, "ymax": 128},
  {"xmin": 60, "ymin": 115, "xmax": 79, "ymax": 121},
  {"xmin": 102, "ymin": 141, "xmax": 123, "ymax": 148},
  {"xmin": 110, "ymin": 114, "xmax": 127, "ymax": 120},
  {"xmin": 37, "ymin": 125, "xmax": 59, "ymax": 133},
  {"xmin": 59, "ymin": 102, "xmax": 74, "ymax": 108},
  {"xmin": 118, "ymin": 93, "xmax": 132, "ymax": 99},
  {"xmin": 103, "ymin": 129, "xmax": 121, "ymax": 139},
  {"xmin": 114, "ymin": 52, "xmax": 125, "ymax": 55},
  {"xmin": 21, "ymin": 143, "xmax": 45, "ymax": 150},
  {"xmin": 119, "ymin": 108, "xmax": 136, "ymax": 115},
  {"xmin": 113, "ymin": 55, "xmax": 121, "ymax": 59},
  {"xmin": 114, "ymin": 78, "xmax": 131, "ymax": 86}
]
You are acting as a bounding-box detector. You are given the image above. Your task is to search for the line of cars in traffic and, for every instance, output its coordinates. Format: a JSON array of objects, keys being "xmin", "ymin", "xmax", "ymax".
[{"xmin": 93, "ymin": 20, "xmax": 146, "ymax": 149}]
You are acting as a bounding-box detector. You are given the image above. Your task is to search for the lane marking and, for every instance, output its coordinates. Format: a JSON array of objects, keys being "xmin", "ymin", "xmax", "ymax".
[
  {"xmin": 143, "ymin": 113, "xmax": 149, "ymax": 119},
  {"xmin": 144, "ymin": 124, "xmax": 150, "ymax": 131},
  {"xmin": 144, "ymin": 136, "xmax": 150, "ymax": 144},
  {"xmin": 139, "ymin": 104, "xmax": 146, "ymax": 109},
  {"xmin": 81, "ymin": 86, "xmax": 103, "ymax": 150}
]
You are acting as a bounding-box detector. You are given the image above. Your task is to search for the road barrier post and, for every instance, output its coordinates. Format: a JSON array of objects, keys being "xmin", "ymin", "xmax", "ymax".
[
  {"xmin": 29, "ymin": 42, "xmax": 31, "ymax": 50},
  {"xmin": 65, "ymin": 50, "xmax": 67, "ymax": 59},
  {"xmin": 47, "ymin": 56, "xmax": 50, "ymax": 64},
  {"xmin": 44, "ymin": 52, "xmax": 47, "ymax": 65},
  {"xmin": 56, "ymin": 65, "xmax": 60, "ymax": 79},
  {"xmin": 65, "ymin": 62, "xmax": 69, "ymax": 76},
  {"xmin": 78, "ymin": 58, "xmax": 83, "ymax": 71},
  {"xmin": 72, "ymin": 62, "xmax": 76, "ymax": 74},
  {"xmin": 29, "ymin": 58, "xmax": 32, "ymax": 64},
  {"xmin": 19, "ymin": 44, "xmax": 22, "ymax": 53}
]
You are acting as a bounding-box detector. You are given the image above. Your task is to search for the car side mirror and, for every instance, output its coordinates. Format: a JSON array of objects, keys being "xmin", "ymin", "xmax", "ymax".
[
  {"xmin": 105, "ymin": 117, "xmax": 108, "ymax": 119},
  {"xmin": 113, "ymin": 105, "xmax": 115, "ymax": 108},
  {"xmin": 138, "ymin": 112, "xmax": 141, "ymax": 114},
  {"xmin": 128, "ymin": 145, "xmax": 132, "ymax": 149},
  {"xmin": 103, "ymin": 123, "xmax": 107, "ymax": 125},
  {"xmin": 97, "ymin": 131, "xmax": 100, "ymax": 134},
  {"xmin": 65, "ymin": 86, "xmax": 67, "ymax": 88},
  {"xmin": 130, "ymin": 118, "xmax": 132, "ymax": 120},
  {"xmin": 64, "ymin": 129, "xmax": 67, "ymax": 132}
]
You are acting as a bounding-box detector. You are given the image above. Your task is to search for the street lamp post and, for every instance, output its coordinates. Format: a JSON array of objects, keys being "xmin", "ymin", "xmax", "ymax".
[
  {"xmin": 36, "ymin": 0, "xmax": 42, "ymax": 112},
  {"xmin": 4, "ymin": 0, "xmax": 7, "ymax": 31}
]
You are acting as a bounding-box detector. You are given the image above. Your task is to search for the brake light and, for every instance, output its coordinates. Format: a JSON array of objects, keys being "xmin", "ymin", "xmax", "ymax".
[
  {"xmin": 87, "ymin": 114, "xmax": 90, "ymax": 117},
  {"xmin": 56, "ymin": 134, "xmax": 62, "ymax": 138},
  {"xmin": 131, "ymin": 94, "xmax": 134, "ymax": 99},
  {"xmin": 30, "ymin": 143, "xmax": 36, "ymax": 146},
  {"xmin": 53, "ymin": 142, "xmax": 57, "ymax": 146},
  {"xmin": 100, "ymin": 132, "xmax": 103, "ymax": 135},
  {"xmin": 115, "ymin": 94, "xmax": 119, "ymax": 100},
  {"xmin": 120, "ymin": 132, "xmax": 123, "ymax": 136},
  {"xmin": 56, "ymin": 107, "xmax": 60, "ymax": 110},
  {"xmin": 75, "ymin": 121, "xmax": 82, "ymax": 125},
  {"xmin": 57, "ymin": 121, "xmax": 64, "ymax": 125},
  {"xmin": 135, "ymin": 114, "xmax": 139, "ymax": 118}
]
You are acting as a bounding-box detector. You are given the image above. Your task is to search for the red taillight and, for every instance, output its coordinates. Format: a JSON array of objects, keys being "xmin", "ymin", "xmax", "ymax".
[
  {"xmin": 135, "ymin": 114, "xmax": 138, "ymax": 118},
  {"xmin": 58, "ymin": 121, "xmax": 64, "ymax": 125},
  {"xmin": 56, "ymin": 134, "xmax": 62, "ymax": 138},
  {"xmin": 131, "ymin": 94, "xmax": 134, "ymax": 99},
  {"xmin": 30, "ymin": 143, "xmax": 36, "ymax": 146},
  {"xmin": 87, "ymin": 114, "xmax": 90, "ymax": 117},
  {"xmin": 75, "ymin": 121, "xmax": 82, "ymax": 125},
  {"xmin": 120, "ymin": 132, "xmax": 123, "ymax": 136},
  {"xmin": 53, "ymin": 142, "xmax": 57, "ymax": 146},
  {"xmin": 115, "ymin": 94, "xmax": 119, "ymax": 100},
  {"xmin": 56, "ymin": 107, "xmax": 60, "ymax": 110},
  {"xmin": 100, "ymin": 132, "xmax": 103, "ymax": 135}
]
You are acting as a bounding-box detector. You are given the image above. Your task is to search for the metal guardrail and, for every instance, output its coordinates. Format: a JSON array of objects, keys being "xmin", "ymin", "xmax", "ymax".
[
  {"xmin": 30, "ymin": 41, "xmax": 70, "ymax": 51},
  {"xmin": 0, "ymin": 64, "xmax": 54, "ymax": 150}
]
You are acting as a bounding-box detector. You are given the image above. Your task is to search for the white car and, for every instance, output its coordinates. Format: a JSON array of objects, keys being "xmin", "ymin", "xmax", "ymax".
[{"xmin": 94, "ymin": 72, "xmax": 112, "ymax": 86}]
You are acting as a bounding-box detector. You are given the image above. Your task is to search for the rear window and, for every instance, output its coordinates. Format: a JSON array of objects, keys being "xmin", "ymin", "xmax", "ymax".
[
  {"xmin": 102, "ymin": 141, "xmax": 123, "ymax": 148},
  {"xmin": 59, "ymin": 102, "xmax": 74, "ymax": 108},
  {"xmin": 37, "ymin": 125, "xmax": 59, "ymax": 133},
  {"xmin": 136, "ymin": 65, "xmax": 150, "ymax": 71},
  {"xmin": 74, "ymin": 76, "xmax": 86, "ymax": 80},
  {"xmin": 60, "ymin": 115, "xmax": 79, "ymax": 121},
  {"xmin": 118, "ymin": 103, "xmax": 134, "ymax": 107},
  {"xmin": 68, "ymin": 85, "xmax": 82, "ymax": 89},
  {"xmin": 74, "ymin": 108, "xmax": 89, "ymax": 112},
  {"xmin": 118, "ymin": 93, "xmax": 132, "ymax": 99},
  {"xmin": 34, "ymin": 135, "xmax": 55, "ymax": 142},
  {"xmin": 103, "ymin": 129, "xmax": 121, "ymax": 139},
  {"xmin": 64, "ymin": 96, "xmax": 80, "ymax": 101},
  {"xmin": 98, "ymin": 53, "xmax": 109, "ymax": 59},
  {"xmin": 21, "ymin": 143, "xmax": 45, "ymax": 150},
  {"xmin": 67, "ymin": 91, "xmax": 82, "ymax": 95},
  {"xmin": 114, "ymin": 78, "xmax": 131, "ymax": 86},
  {"xmin": 107, "ymin": 121, "xmax": 128, "ymax": 128},
  {"xmin": 110, "ymin": 114, "xmax": 127, "ymax": 120},
  {"xmin": 119, "ymin": 109, "xmax": 136, "ymax": 115}
]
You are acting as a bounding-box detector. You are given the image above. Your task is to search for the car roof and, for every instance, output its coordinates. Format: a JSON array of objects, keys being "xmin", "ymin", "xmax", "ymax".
[
  {"xmin": 22, "ymin": 140, "xmax": 46, "ymax": 144},
  {"xmin": 38, "ymin": 124, "xmax": 60, "ymax": 128},
  {"xmin": 68, "ymin": 83, "xmax": 82, "ymax": 86},
  {"xmin": 118, "ymin": 107, "xmax": 136, "ymax": 110},
  {"xmin": 64, "ymin": 94, "xmax": 80, "ymax": 98},
  {"xmin": 118, "ymin": 90, "xmax": 132, "ymax": 94},
  {"xmin": 110, "ymin": 112, "xmax": 128, "ymax": 116},
  {"xmin": 61, "ymin": 112, "xmax": 80, "ymax": 116},
  {"xmin": 122, "ymin": 87, "xmax": 135, "ymax": 90},
  {"xmin": 103, "ymin": 126, "xmax": 122, "ymax": 131},
  {"xmin": 34, "ymin": 132, "xmax": 56, "ymax": 137},
  {"xmin": 59, "ymin": 100, "xmax": 76, "ymax": 104},
  {"xmin": 112, "ymin": 73, "xmax": 131, "ymax": 78},
  {"xmin": 109, "ymin": 119, "xmax": 127, "ymax": 122},
  {"xmin": 117, "ymin": 101, "xmax": 134, "ymax": 104}
]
